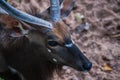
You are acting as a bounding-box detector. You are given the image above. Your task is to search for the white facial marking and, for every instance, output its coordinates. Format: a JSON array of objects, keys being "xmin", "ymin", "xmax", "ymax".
[
  {"xmin": 72, "ymin": 39, "xmax": 75, "ymax": 44},
  {"xmin": 52, "ymin": 58, "xmax": 57, "ymax": 62},
  {"xmin": 65, "ymin": 43, "xmax": 73, "ymax": 47},
  {"xmin": 47, "ymin": 48, "xmax": 51, "ymax": 53}
]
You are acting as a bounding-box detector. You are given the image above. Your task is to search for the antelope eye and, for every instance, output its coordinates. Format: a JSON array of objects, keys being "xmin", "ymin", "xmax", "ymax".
[{"xmin": 48, "ymin": 41, "xmax": 58, "ymax": 46}]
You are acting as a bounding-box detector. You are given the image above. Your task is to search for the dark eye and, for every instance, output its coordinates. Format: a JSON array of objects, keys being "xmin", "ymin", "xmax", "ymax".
[{"xmin": 48, "ymin": 41, "xmax": 58, "ymax": 46}]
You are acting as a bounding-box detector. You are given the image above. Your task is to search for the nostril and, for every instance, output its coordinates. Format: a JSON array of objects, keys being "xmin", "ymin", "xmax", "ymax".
[{"xmin": 83, "ymin": 62, "xmax": 92, "ymax": 71}]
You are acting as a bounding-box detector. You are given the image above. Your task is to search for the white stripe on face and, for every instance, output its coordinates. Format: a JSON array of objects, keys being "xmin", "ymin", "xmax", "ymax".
[
  {"xmin": 47, "ymin": 48, "xmax": 52, "ymax": 53},
  {"xmin": 65, "ymin": 42, "xmax": 73, "ymax": 47}
]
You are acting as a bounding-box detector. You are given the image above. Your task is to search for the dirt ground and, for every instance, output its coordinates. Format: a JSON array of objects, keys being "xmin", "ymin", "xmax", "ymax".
[
  {"xmin": 6, "ymin": 0, "xmax": 120, "ymax": 80},
  {"xmin": 55, "ymin": 0, "xmax": 120, "ymax": 80}
]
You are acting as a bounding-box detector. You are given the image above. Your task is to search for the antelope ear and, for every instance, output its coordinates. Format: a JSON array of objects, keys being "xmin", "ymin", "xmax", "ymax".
[
  {"xmin": 35, "ymin": 0, "xmax": 76, "ymax": 20},
  {"xmin": 10, "ymin": 21, "xmax": 30, "ymax": 37},
  {"xmin": 0, "ymin": 14, "xmax": 30, "ymax": 37},
  {"xmin": 36, "ymin": 10, "xmax": 50, "ymax": 20},
  {"xmin": 61, "ymin": 0, "xmax": 76, "ymax": 18},
  {"xmin": 35, "ymin": 0, "xmax": 64, "ymax": 20}
]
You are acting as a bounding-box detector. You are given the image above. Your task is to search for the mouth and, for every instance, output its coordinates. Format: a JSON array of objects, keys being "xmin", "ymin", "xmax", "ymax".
[{"xmin": 66, "ymin": 61, "xmax": 92, "ymax": 72}]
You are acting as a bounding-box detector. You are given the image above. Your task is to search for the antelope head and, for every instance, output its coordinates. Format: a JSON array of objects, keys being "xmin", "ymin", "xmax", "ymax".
[{"xmin": 0, "ymin": 0, "xmax": 92, "ymax": 71}]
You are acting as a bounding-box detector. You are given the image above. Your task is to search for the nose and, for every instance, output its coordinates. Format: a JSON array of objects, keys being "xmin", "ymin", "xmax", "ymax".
[{"xmin": 83, "ymin": 62, "xmax": 92, "ymax": 71}]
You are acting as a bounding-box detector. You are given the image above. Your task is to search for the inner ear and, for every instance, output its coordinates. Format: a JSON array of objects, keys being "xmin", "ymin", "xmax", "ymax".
[
  {"xmin": 0, "ymin": 14, "xmax": 30, "ymax": 37},
  {"xmin": 10, "ymin": 21, "xmax": 30, "ymax": 37}
]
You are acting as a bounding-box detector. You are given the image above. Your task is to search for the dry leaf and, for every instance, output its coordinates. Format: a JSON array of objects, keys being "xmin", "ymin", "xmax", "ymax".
[{"xmin": 102, "ymin": 63, "xmax": 113, "ymax": 71}]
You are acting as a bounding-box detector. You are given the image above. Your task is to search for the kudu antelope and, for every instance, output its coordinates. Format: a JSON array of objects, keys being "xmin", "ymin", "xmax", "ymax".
[{"xmin": 0, "ymin": 0, "xmax": 92, "ymax": 80}]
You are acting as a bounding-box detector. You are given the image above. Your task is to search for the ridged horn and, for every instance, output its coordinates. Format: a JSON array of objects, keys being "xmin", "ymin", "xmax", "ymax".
[{"xmin": 50, "ymin": 0, "xmax": 61, "ymax": 22}]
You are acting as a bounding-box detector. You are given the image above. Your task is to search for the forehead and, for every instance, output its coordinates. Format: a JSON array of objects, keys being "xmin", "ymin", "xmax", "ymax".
[{"xmin": 49, "ymin": 21, "xmax": 70, "ymax": 42}]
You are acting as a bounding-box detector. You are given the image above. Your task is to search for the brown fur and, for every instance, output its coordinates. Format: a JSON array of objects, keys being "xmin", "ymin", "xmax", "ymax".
[
  {"xmin": 0, "ymin": 0, "xmax": 74, "ymax": 80},
  {"xmin": 0, "ymin": 28, "xmax": 62, "ymax": 80},
  {"xmin": 0, "ymin": 1, "xmax": 62, "ymax": 80},
  {"xmin": 0, "ymin": 14, "xmax": 19, "ymax": 29},
  {"xmin": 53, "ymin": 22, "xmax": 70, "ymax": 43}
]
